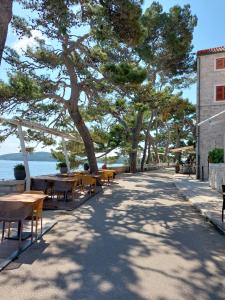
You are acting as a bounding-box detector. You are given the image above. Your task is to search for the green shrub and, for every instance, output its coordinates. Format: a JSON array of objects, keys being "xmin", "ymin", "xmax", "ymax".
[
  {"xmin": 56, "ymin": 162, "xmax": 67, "ymax": 169},
  {"xmin": 208, "ymin": 148, "xmax": 224, "ymax": 163},
  {"xmin": 14, "ymin": 163, "xmax": 25, "ymax": 170}
]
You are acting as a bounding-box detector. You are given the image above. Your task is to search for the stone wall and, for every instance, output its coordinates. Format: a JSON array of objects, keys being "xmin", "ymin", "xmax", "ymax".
[
  {"xmin": 0, "ymin": 180, "xmax": 25, "ymax": 195},
  {"xmin": 197, "ymin": 52, "xmax": 225, "ymax": 180},
  {"xmin": 209, "ymin": 163, "xmax": 225, "ymax": 192},
  {"xmin": 107, "ymin": 163, "xmax": 171, "ymax": 173}
]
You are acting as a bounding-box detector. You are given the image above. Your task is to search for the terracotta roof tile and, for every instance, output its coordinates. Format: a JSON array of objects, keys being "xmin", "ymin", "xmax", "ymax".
[{"xmin": 197, "ymin": 46, "xmax": 225, "ymax": 56}]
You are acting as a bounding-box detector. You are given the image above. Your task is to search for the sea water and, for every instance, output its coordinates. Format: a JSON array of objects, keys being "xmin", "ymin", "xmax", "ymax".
[{"xmin": 0, "ymin": 160, "xmax": 123, "ymax": 180}]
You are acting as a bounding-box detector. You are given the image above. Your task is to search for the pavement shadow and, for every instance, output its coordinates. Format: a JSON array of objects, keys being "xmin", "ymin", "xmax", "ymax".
[{"xmin": 0, "ymin": 170, "xmax": 225, "ymax": 299}]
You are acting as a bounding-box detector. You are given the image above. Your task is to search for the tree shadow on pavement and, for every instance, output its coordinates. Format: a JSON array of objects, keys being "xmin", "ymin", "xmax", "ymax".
[{"xmin": 0, "ymin": 170, "xmax": 225, "ymax": 300}]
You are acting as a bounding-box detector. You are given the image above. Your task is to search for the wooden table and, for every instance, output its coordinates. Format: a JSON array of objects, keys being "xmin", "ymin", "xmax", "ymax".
[
  {"xmin": 32, "ymin": 176, "xmax": 81, "ymax": 200},
  {"xmin": 0, "ymin": 192, "xmax": 46, "ymax": 204},
  {"xmin": 32, "ymin": 176, "xmax": 77, "ymax": 182},
  {"xmin": 0, "ymin": 193, "xmax": 46, "ymax": 240}
]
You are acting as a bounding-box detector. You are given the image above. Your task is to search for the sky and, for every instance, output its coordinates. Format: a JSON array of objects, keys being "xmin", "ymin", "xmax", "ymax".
[{"xmin": 1, "ymin": 0, "xmax": 225, "ymax": 154}]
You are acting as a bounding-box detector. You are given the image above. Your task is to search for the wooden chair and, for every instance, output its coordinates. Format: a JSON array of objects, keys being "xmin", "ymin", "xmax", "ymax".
[
  {"xmin": 105, "ymin": 170, "xmax": 114, "ymax": 181},
  {"xmin": 31, "ymin": 179, "xmax": 53, "ymax": 198},
  {"xmin": 7, "ymin": 191, "xmax": 45, "ymax": 241},
  {"xmin": 100, "ymin": 171, "xmax": 110, "ymax": 184},
  {"xmin": 24, "ymin": 192, "xmax": 44, "ymax": 239},
  {"xmin": 0, "ymin": 201, "xmax": 34, "ymax": 249},
  {"xmin": 100, "ymin": 170, "xmax": 114, "ymax": 184},
  {"xmin": 53, "ymin": 181, "xmax": 74, "ymax": 201},
  {"xmin": 81, "ymin": 175, "xmax": 96, "ymax": 195},
  {"xmin": 73, "ymin": 175, "xmax": 82, "ymax": 188},
  {"xmin": 70, "ymin": 177, "xmax": 83, "ymax": 199}
]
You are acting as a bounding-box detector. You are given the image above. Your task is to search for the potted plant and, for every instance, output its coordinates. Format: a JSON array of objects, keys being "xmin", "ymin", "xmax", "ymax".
[
  {"xmin": 57, "ymin": 162, "xmax": 68, "ymax": 174},
  {"xmin": 208, "ymin": 148, "xmax": 224, "ymax": 163},
  {"xmin": 14, "ymin": 164, "xmax": 26, "ymax": 180}
]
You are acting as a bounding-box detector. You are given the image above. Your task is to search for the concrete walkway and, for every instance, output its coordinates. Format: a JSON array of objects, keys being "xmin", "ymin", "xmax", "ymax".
[
  {"xmin": 174, "ymin": 173, "xmax": 225, "ymax": 233},
  {"xmin": 0, "ymin": 170, "xmax": 225, "ymax": 300}
]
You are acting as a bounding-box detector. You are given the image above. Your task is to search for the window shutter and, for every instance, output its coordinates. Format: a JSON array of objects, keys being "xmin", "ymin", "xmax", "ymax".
[
  {"xmin": 216, "ymin": 86, "xmax": 224, "ymax": 100},
  {"xmin": 216, "ymin": 58, "xmax": 225, "ymax": 69}
]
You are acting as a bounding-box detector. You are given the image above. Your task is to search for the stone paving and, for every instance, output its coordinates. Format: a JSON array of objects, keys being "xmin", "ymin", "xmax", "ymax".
[
  {"xmin": 0, "ymin": 170, "xmax": 225, "ymax": 300},
  {"xmin": 174, "ymin": 173, "xmax": 225, "ymax": 233}
]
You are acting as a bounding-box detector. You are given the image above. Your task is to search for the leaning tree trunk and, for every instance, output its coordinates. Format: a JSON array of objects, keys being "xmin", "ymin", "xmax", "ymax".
[
  {"xmin": 64, "ymin": 52, "xmax": 98, "ymax": 174},
  {"xmin": 129, "ymin": 110, "xmax": 144, "ymax": 173},
  {"xmin": 0, "ymin": 0, "xmax": 13, "ymax": 64},
  {"xmin": 69, "ymin": 107, "xmax": 98, "ymax": 174}
]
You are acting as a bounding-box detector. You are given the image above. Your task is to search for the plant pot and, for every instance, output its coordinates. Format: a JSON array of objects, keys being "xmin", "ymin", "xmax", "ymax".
[
  {"xmin": 60, "ymin": 166, "xmax": 68, "ymax": 174},
  {"xmin": 14, "ymin": 169, "xmax": 26, "ymax": 180}
]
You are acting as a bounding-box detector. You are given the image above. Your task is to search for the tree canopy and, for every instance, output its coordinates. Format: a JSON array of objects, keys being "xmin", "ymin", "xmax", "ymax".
[{"xmin": 0, "ymin": 0, "xmax": 197, "ymax": 173}]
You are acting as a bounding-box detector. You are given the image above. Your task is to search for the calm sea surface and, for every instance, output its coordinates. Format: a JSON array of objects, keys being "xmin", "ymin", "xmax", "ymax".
[{"xmin": 0, "ymin": 160, "xmax": 123, "ymax": 180}]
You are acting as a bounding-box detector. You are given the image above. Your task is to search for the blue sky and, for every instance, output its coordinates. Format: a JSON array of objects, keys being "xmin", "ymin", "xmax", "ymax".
[
  {"xmin": 1, "ymin": 0, "xmax": 225, "ymax": 154},
  {"xmin": 144, "ymin": 0, "xmax": 225, "ymax": 103}
]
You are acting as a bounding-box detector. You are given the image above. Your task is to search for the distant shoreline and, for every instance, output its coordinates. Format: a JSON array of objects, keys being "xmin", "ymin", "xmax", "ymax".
[
  {"xmin": 0, "ymin": 152, "xmax": 56, "ymax": 162},
  {"xmin": 0, "ymin": 159, "xmax": 56, "ymax": 162}
]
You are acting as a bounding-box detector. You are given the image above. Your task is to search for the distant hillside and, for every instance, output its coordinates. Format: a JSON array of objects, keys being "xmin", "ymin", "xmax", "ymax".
[{"xmin": 0, "ymin": 152, "xmax": 56, "ymax": 162}]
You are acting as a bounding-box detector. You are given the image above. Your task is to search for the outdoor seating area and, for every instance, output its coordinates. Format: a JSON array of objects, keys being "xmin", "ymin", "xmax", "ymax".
[
  {"xmin": 0, "ymin": 191, "xmax": 56, "ymax": 270},
  {"xmin": 0, "ymin": 168, "xmax": 117, "ymax": 270},
  {"xmin": 2, "ymin": 1, "xmax": 225, "ymax": 298},
  {"xmin": 171, "ymin": 146, "xmax": 196, "ymax": 175},
  {"xmin": 31, "ymin": 169, "xmax": 116, "ymax": 205}
]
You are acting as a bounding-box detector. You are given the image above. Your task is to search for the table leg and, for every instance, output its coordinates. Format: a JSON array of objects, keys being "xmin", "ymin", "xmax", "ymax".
[{"xmin": 17, "ymin": 220, "xmax": 22, "ymax": 238}]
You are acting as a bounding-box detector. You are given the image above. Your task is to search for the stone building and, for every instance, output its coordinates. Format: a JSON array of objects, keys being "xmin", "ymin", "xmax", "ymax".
[{"xmin": 197, "ymin": 46, "xmax": 225, "ymax": 180}]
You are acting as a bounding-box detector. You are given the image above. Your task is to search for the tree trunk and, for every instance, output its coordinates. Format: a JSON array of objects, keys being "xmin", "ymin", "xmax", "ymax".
[
  {"xmin": 140, "ymin": 134, "xmax": 147, "ymax": 171},
  {"xmin": 164, "ymin": 126, "xmax": 171, "ymax": 166},
  {"xmin": 153, "ymin": 120, "xmax": 159, "ymax": 163},
  {"xmin": 146, "ymin": 138, "xmax": 151, "ymax": 164},
  {"xmin": 129, "ymin": 110, "xmax": 144, "ymax": 173},
  {"xmin": 69, "ymin": 107, "xmax": 98, "ymax": 174},
  {"xmin": 175, "ymin": 126, "xmax": 181, "ymax": 162},
  {"xmin": 152, "ymin": 140, "xmax": 159, "ymax": 163},
  {"xmin": 0, "ymin": 0, "xmax": 13, "ymax": 64},
  {"xmin": 129, "ymin": 151, "xmax": 137, "ymax": 173},
  {"xmin": 140, "ymin": 111, "xmax": 155, "ymax": 171}
]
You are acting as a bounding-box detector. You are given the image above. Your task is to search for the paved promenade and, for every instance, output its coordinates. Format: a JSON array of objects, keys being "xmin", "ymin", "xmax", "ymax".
[
  {"xmin": 174, "ymin": 173, "xmax": 225, "ymax": 233},
  {"xmin": 0, "ymin": 170, "xmax": 225, "ymax": 300}
]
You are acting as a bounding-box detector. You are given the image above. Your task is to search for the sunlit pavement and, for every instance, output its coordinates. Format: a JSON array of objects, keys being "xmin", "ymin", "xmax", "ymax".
[{"xmin": 0, "ymin": 169, "xmax": 225, "ymax": 300}]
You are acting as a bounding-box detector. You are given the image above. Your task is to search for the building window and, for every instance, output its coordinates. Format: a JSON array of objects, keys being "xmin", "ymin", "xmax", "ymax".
[
  {"xmin": 216, "ymin": 85, "xmax": 225, "ymax": 101},
  {"xmin": 216, "ymin": 58, "xmax": 225, "ymax": 70}
]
